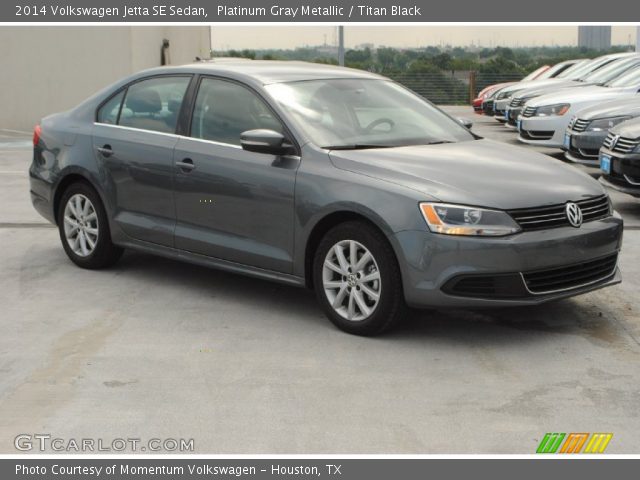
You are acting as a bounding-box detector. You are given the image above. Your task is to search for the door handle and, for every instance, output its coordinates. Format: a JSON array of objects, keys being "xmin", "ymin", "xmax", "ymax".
[
  {"xmin": 97, "ymin": 145, "xmax": 113, "ymax": 157},
  {"xmin": 176, "ymin": 158, "xmax": 195, "ymax": 172}
]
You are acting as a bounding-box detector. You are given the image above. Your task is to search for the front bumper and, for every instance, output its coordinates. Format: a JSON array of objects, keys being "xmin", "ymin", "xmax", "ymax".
[
  {"xmin": 562, "ymin": 129, "xmax": 607, "ymax": 166},
  {"xmin": 482, "ymin": 100, "xmax": 495, "ymax": 116},
  {"xmin": 493, "ymin": 98, "xmax": 510, "ymax": 120},
  {"xmin": 505, "ymin": 106, "xmax": 522, "ymax": 128},
  {"xmin": 517, "ymin": 115, "xmax": 569, "ymax": 148},
  {"xmin": 599, "ymin": 147, "xmax": 640, "ymax": 197},
  {"xmin": 392, "ymin": 214, "xmax": 623, "ymax": 308}
]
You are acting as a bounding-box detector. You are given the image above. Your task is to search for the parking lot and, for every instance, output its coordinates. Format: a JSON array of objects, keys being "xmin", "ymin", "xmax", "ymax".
[{"xmin": 0, "ymin": 108, "xmax": 639, "ymax": 454}]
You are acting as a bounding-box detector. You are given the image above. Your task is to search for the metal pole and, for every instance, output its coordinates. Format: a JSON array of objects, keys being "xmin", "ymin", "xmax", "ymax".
[
  {"xmin": 636, "ymin": 26, "xmax": 640, "ymax": 52},
  {"xmin": 469, "ymin": 71, "xmax": 477, "ymax": 105},
  {"xmin": 338, "ymin": 26, "xmax": 345, "ymax": 66}
]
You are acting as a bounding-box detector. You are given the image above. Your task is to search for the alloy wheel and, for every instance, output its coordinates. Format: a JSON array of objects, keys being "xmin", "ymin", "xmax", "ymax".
[
  {"xmin": 322, "ymin": 239, "xmax": 381, "ymax": 321},
  {"xmin": 63, "ymin": 193, "xmax": 99, "ymax": 257}
]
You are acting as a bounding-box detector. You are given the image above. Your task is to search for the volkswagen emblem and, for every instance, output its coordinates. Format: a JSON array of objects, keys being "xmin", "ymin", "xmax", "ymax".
[
  {"xmin": 611, "ymin": 134, "xmax": 620, "ymax": 150},
  {"xmin": 566, "ymin": 202, "xmax": 583, "ymax": 228}
]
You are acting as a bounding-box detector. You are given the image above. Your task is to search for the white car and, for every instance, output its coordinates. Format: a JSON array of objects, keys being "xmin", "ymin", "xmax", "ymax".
[
  {"xmin": 517, "ymin": 66, "xmax": 640, "ymax": 148},
  {"xmin": 504, "ymin": 54, "xmax": 640, "ymax": 128},
  {"xmin": 493, "ymin": 53, "xmax": 635, "ymax": 120}
]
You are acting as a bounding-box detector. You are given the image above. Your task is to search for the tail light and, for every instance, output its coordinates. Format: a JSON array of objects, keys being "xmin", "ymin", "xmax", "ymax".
[{"xmin": 33, "ymin": 124, "xmax": 42, "ymax": 147}]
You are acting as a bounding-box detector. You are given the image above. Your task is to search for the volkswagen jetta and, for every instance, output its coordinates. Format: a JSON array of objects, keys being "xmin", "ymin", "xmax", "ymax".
[{"xmin": 29, "ymin": 61, "xmax": 623, "ymax": 335}]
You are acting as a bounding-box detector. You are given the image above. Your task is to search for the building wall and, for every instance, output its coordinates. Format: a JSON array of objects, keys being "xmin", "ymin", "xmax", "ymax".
[
  {"xmin": 0, "ymin": 27, "xmax": 210, "ymax": 131},
  {"xmin": 578, "ymin": 26, "xmax": 612, "ymax": 51}
]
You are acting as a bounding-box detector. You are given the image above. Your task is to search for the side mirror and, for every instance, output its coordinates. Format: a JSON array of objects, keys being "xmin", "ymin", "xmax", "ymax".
[
  {"xmin": 240, "ymin": 129, "xmax": 294, "ymax": 155},
  {"xmin": 457, "ymin": 117, "xmax": 473, "ymax": 129}
]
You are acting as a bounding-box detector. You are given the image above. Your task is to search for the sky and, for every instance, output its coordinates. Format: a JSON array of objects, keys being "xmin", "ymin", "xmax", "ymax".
[{"xmin": 211, "ymin": 26, "xmax": 639, "ymax": 50}]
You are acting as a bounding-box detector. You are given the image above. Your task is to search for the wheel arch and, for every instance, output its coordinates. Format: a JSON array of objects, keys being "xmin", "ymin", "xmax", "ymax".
[
  {"xmin": 52, "ymin": 170, "xmax": 104, "ymax": 225},
  {"xmin": 303, "ymin": 209, "xmax": 400, "ymax": 289}
]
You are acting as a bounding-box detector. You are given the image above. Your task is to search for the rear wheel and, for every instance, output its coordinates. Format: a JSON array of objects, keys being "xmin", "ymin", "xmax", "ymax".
[
  {"xmin": 57, "ymin": 182, "xmax": 123, "ymax": 269},
  {"xmin": 313, "ymin": 221, "xmax": 407, "ymax": 335}
]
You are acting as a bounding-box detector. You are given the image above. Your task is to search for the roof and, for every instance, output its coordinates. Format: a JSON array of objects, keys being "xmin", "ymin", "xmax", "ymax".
[{"xmin": 140, "ymin": 60, "xmax": 384, "ymax": 85}]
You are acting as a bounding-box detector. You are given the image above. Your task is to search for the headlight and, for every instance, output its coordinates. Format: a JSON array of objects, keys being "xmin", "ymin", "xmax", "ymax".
[
  {"xmin": 419, "ymin": 203, "xmax": 521, "ymax": 237},
  {"xmin": 586, "ymin": 116, "xmax": 632, "ymax": 132},
  {"xmin": 534, "ymin": 104, "xmax": 570, "ymax": 117},
  {"xmin": 497, "ymin": 89, "xmax": 520, "ymax": 100}
]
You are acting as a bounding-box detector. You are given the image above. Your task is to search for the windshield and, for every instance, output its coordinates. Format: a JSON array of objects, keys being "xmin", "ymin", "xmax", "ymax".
[
  {"xmin": 581, "ymin": 57, "xmax": 640, "ymax": 83},
  {"xmin": 563, "ymin": 57, "xmax": 620, "ymax": 80},
  {"xmin": 522, "ymin": 66, "xmax": 549, "ymax": 81},
  {"xmin": 265, "ymin": 79, "xmax": 475, "ymax": 149},
  {"xmin": 555, "ymin": 59, "xmax": 593, "ymax": 79},
  {"xmin": 540, "ymin": 61, "xmax": 575, "ymax": 79},
  {"xmin": 605, "ymin": 66, "xmax": 640, "ymax": 88}
]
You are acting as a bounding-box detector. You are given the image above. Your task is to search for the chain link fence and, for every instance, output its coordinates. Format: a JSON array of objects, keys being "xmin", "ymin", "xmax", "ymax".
[{"xmin": 387, "ymin": 72, "xmax": 524, "ymax": 105}]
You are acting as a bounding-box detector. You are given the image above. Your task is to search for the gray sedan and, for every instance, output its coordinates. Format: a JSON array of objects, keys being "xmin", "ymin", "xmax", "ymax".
[
  {"xmin": 599, "ymin": 117, "xmax": 640, "ymax": 196},
  {"xmin": 563, "ymin": 97, "xmax": 640, "ymax": 165},
  {"xmin": 29, "ymin": 61, "xmax": 623, "ymax": 335}
]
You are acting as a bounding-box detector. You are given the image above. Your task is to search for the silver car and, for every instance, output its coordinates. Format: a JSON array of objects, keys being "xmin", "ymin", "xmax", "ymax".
[
  {"xmin": 506, "ymin": 55, "xmax": 640, "ymax": 129},
  {"xmin": 29, "ymin": 61, "xmax": 623, "ymax": 335},
  {"xmin": 599, "ymin": 117, "xmax": 640, "ymax": 197}
]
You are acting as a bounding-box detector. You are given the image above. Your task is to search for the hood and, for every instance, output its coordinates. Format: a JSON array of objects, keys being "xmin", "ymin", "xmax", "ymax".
[
  {"xmin": 328, "ymin": 139, "xmax": 604, "ymax": 210},
  {"xmin": 574, "ymin": 96, "xmax": 640, "ymax": 120},
  {"xmin": 513, "ymin": 80, "xmax": 597, "ymax": 101},
  {"xmin": 499, "ymin": 78, "xmax": 572, "ymax": 95},
  {"xmin": 611, "ymin": 117, "xmax": 640, "ymax": 139},
  {"xmin": 527, "ymin": 85, "xmax": 634, "ymax": 108},
  {"xmin": 478, "ymin": 82, "xmax": 515, "ymax": 98}
]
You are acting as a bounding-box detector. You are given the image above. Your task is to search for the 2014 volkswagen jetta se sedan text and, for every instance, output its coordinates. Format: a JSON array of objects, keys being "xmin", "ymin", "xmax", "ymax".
[{"xmin": 29, "ymin": 61, "xmax": 624, "ymax": 335}]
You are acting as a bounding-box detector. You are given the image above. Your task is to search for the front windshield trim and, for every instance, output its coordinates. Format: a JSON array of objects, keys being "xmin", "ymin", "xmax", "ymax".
[
  {"xmin": 265, "ymin": 78, "xmax": 477, "ymax": 149},
  {"xmin": 605, "ymin": 68, "xmax": 640, "ymax": 88}
]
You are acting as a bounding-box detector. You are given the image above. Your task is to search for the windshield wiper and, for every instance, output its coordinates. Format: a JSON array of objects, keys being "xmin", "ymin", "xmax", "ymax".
[
  {"xmin": 424, "ymin": 140, "xmax": 455, "ymax": 145},
  {"xmin": 322, "ymin": 144, "xmax": 396, "ymax": 150}
]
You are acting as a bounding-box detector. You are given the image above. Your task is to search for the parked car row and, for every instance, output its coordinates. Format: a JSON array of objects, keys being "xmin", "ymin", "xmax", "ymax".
[{"xmin": 479, "ymin": 52, "xmax": 640, "ymax": 198}]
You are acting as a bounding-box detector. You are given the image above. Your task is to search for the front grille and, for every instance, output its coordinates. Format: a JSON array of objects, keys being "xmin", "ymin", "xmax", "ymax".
[
  {"xmin": 522, "ymin": 106, "xmax": 536, "ymax": 117},
  {"xmin": 603, "ymin": 133, "xmax": 640, "ymax": 154},
  {"xmin": 570, "ymin": 118, "xmax": 590, "ymax": 133},
  {"xmin": 522, "ymin": 254, "xmax": 618, "ymax": 294},
  {"xmin": 482, "ymin": 100, "xmax": 494, "ymax": 114},
  {"xmin": 508, "ymin": 195, "xmax": 610, "ymax": 231},
  {"xmin": 509, "ymin": 97, "xmax": 525, "ymax": 108}
]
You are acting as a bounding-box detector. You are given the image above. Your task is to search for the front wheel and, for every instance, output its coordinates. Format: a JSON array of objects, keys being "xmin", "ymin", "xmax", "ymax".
[
  {"xmin": 313, "ymin": 221, "xmax": 407, "ymax": 335},
  {"xmin": 57, "ymin": 182, "xmax": 123, "ymax": 269}
]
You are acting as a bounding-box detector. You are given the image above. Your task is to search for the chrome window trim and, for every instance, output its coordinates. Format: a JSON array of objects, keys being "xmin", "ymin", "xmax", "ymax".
[
  {"xmin": 94, "ymin": 122, "xmax": 179, "ymax": 139},
  {"xmin": 93, "ymin": 122, "xmax": 242, "ymax": 150},
  {"xmin": 624, "ymin": 174, "xmax": 640, "ymax": 186}
]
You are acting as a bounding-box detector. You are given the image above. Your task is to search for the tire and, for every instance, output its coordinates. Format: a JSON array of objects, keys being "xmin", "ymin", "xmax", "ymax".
[
  {"xmin": 57, "ymin": 181, "xmax": 123, "ymax": 269},
  {"xmin": 313, "ymin": 220, "xmax": 407, "ymax": 336}
]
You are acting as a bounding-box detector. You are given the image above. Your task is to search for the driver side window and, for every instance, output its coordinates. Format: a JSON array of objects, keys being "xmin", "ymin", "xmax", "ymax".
[{"xmin": 191, "ymin": 78, "xmax": 283, "ymax": 146}]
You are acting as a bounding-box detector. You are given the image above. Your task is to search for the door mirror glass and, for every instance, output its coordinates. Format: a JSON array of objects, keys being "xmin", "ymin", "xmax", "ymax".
[{"xmin": 241, "ymin": 129, "xmax": 293, "ymax": 155}]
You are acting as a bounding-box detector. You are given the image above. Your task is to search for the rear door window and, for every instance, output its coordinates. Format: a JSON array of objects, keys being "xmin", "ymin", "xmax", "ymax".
[
  {"xmin": 97, "ymin": 90, "xmax": 125, "ymax": 125},
  {"xmin": 118, "ymin": 76, "xmax": 191, "ymax": 133}
]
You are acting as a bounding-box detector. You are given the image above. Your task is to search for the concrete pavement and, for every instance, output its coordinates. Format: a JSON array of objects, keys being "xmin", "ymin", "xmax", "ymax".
[{"xmin": 0, "ymin": 115, "xmax": 639, "ymax": 454}]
